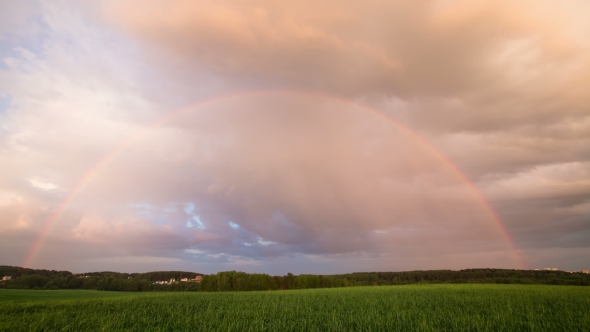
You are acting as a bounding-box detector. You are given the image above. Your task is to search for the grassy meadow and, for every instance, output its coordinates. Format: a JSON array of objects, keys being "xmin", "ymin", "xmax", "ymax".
[
  {"xmin": 0, "ymin": 289, "xmax": 149, "ymax": 302},
  {"xmin": 1, "ymin": 284, "xmax": 589, "ymax": 331}
]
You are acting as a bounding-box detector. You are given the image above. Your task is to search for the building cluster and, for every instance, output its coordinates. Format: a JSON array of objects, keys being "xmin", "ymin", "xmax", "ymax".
[
  {"xmin": 532, "ymin": 268, "xmax": 589, "ymax": 274},
  {"xmin": 153, "ymin": 276, "xmax": 202, "ymax": 285},
  {"xmin": 0, "ymin": 275, "xmax": 207, "ymax": 283}
]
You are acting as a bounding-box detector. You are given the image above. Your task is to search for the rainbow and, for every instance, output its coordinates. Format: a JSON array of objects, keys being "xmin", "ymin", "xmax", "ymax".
[{"xmin": 22, "ymin": 90, "xmax": 525, "ymax": 269}]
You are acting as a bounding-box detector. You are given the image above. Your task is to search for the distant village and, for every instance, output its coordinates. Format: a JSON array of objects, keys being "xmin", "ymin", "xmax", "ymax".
[
  {"xmin": 72, "ymin": 275, "xmax": 204, "ymax": 285},
  {"xmin": 534, "ymin": 268, "xmax": 589, "ymax": 273},
  {"xmin": 153, "ymin": 276, "xmax": 202, "ymax": 285}
]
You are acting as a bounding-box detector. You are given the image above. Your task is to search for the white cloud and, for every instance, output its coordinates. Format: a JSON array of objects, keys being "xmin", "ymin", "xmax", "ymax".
[{"xmin": 28, "ymin": 178, "xmax": 58, "ymax": 191}]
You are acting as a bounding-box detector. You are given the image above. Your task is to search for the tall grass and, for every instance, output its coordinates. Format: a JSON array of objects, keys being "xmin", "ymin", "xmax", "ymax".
[{"xmin": 1, "ymin": 284, "xmax": 589, "ymax": 331}]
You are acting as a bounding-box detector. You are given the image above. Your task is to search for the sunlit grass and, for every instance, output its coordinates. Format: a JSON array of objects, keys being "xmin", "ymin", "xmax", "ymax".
[{"xmin": 1, "ymin": 285, "xmax": 589, "ymax": 331}]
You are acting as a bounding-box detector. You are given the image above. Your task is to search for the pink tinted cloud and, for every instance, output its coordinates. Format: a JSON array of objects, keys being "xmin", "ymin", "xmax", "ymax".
[{"xmin": 0, "ymin": 0, "xmax": 588, "ymax": 273}]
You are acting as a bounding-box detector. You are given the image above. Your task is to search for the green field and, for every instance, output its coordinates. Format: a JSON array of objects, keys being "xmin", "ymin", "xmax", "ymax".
[
  {"xmin": 0, "ymin": 289, "xmax": 147, "ymax": 302},
  {"xmin": 1, "ymin": 285, "xmax": 589, "ymax": 331}
]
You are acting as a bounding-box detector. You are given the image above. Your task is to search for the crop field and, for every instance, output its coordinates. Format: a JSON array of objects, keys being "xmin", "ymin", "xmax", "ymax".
[{"xmin": 1, "ymin": 284, "xmax": 589, "ymax": 331}]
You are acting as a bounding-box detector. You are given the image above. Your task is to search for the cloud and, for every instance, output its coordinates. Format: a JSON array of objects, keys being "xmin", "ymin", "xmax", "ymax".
[
  {"xmin": 0, "ymin": 0, "xmax": 588, "ymax": 273},
  {"xmin": 28, "ymin": 178, "xmax": 59, "ymax": 191},
  {"xmin": 103, "ymin": 0, "xmax": 590, "ymax": 99}
]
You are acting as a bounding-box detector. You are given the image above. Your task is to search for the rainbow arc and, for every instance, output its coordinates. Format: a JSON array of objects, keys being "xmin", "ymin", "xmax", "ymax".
[{"xmin": 23, "ymin": 90, "xmax": 524, "ymax": 269}]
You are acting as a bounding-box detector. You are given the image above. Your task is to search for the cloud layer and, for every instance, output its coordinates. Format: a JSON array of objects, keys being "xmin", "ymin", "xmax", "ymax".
[{"xmin": 0, "ymin": 0, "xmax": 588, "ymax": 273}]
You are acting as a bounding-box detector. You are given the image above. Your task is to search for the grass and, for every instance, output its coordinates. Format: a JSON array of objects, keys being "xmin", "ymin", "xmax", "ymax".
[
  {"xmin": 0, "ymin": 284, "xmax": 589, "ymax": 331},
  {"xmin": 0, "ymin": 289, "xmax": 147, "ymax": 302}
]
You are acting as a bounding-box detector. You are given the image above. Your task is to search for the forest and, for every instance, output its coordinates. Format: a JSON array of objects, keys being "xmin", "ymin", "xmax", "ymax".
[{"xmin": 1, "ymin": 265, "xmax": 589, "ymax": 292}]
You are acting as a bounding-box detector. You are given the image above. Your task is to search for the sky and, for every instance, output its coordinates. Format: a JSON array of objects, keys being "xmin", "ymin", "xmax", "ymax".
[{"xmin": 0, "ymin": 0, "xmax": 589, "ymax": 274}]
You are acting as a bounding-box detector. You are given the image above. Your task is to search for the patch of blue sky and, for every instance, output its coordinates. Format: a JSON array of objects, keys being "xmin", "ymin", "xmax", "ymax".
[
  {"xmin": 257, "ymin": 237, "xmax": 278, "ymax": 246},
  {"xmin": 186, "ymin": 215, "xmax": 205, "ymax": 229},
  {"xmin": 183, "ymin": 202, "xmax": 195, "ymax": 214},
  {"xmin": 192, "ymin": 215, "xmax": 205, "ymax": 229},
  {"xmin": 229, "ymin": 221, "xmax": 240, "ymax": 230},
  {"xmin": 183, "ymin": 202, "xmax": 205, "ymax": 229},
  {"xmin": 0, "ymin": 16, "xmax": 50, "ymax": 70},
  {"xmin": 0, "ymin": 95, "xmax": 10, "ymax": 114},
  {"xmin": 184, "ymin": 249, "xmax": 205, "ymax": 255},
  {"xmin": 243, "ymin": 238, "xmax": 277, "ymax": 247}
]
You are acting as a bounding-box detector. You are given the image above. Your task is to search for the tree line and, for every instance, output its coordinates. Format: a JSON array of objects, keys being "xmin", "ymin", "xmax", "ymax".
[{"xmin": 1, "ymin": 265, "xmax": 589, "ymax": 292}]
